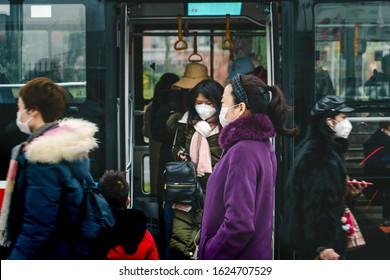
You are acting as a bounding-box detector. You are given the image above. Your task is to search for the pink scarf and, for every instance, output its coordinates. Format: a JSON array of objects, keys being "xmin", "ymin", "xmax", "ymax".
[{"xmin": 189, "ymin": 121, "xmax": 219, "ymax": 176}]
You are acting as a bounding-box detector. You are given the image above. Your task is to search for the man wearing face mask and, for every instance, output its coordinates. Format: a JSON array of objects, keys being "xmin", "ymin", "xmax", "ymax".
[
  {"xmin": 167, "ymin": 79, "xmax": 224, "ymax": 259},
  {"xmin": 0, "ymin": 77, "xmax": 99, "ymax": 259},
  {"xmin": 281, "ymin": 95, "xmax": 369, "ymax": 260}
]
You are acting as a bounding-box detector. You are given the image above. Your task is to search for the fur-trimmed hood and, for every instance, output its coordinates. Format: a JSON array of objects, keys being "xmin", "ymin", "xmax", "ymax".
[
  {"xmin": 219, "ymin": 114, "xmax": 275, "ymax": 150},
  {"xmin": 166, "ymin": 112, "xmax": 184, "ymax": 134},
  {"xmin": 25, "ymin": 118, "xmax": 98, "ymax": 163}
]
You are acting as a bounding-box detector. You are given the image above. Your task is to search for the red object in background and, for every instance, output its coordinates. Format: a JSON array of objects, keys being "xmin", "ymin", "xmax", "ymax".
[{"xmin": 0, "ymin": 187, "xmax": 4, "ymax": 210}]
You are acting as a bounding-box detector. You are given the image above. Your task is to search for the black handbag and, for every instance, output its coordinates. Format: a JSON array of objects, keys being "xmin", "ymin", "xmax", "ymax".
[{"xmin": 164, "ymin": 160, "xmax": 201, "ymax": 204}]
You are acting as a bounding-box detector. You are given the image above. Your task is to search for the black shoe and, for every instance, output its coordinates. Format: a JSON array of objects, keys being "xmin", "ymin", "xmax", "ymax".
[{"xmin": 381, "ymin": 219, "xmax": 390, "ymax": 227}]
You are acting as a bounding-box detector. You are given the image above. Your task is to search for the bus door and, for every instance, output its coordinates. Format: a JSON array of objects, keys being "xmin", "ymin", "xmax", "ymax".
[{"xmin": 125, "ymin": 1, "xmax": 274, "ymax": 256}]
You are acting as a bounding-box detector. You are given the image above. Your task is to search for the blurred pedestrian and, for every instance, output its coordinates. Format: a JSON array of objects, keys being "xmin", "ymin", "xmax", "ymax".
[
  {"xmin": 281, "ymin": 95, "xmax": 369, "ymax": 260},
  {"xmin": 0, "ymin": 77, "xmax": 98, "ymax": 259}
]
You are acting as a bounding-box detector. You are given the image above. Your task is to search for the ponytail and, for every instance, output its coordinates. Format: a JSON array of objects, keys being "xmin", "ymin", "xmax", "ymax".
[
  {"xmin": 238, "ymin": 74, "xmax": 299, "ymax": 137},
  {"xmin": 267, "ymin": 85, "xmax": 299, "ymax": 137}
]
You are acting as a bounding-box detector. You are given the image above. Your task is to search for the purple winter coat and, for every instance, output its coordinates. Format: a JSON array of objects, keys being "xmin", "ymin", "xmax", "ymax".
[{"xmin": 198, "ymin": 114, "xmax": 276, "ymax": 260}]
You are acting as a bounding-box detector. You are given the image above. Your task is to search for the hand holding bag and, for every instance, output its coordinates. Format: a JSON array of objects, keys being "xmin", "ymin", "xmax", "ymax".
[
  {"xmin": 164, "ymin": 128, "xmax": 203, "ymax": 205},
  {"xmin": 342, "ymin": 207, "xmax": 366, "ymax": 250}
]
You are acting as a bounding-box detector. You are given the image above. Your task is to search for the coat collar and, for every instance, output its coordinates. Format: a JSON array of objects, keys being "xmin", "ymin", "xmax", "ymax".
[
  {"xmin": 219, "ymin": 114, "xmax": 276, "ymax": 150},
  {"xmin": 25, "ymin": 118, "xmax": 98, "ymax": 163}
]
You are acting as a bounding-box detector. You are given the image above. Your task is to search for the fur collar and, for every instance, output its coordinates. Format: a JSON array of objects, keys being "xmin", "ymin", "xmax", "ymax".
[
  {"xmin": 166, "ymin": 112, "xmax": 184, "ymax": 134},
  {"xmin": 219, "ymin": 114, "xmax": 275, "ymax": 150},
  {"xmin": 25, "ymin": 118, "xmax": 98, "ymax": 163}
]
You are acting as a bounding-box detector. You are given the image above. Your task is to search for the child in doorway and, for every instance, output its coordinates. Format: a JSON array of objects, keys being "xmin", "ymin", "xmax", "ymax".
[{"xmin": 99, "ymin": 170, "xmax": 159, "ymax": 260}]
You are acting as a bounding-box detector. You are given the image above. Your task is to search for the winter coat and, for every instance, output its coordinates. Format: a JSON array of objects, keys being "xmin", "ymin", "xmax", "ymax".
[
  {"xmin": 198, "ymin": 114, "xmax": 276, "ymax": 260},
  {"xmin": 280, "ymin": 126, "xmax": 347, "ymax": 259},
  {"xmin": 170, "ymin": 114, "xmax": 222, "ymax": 192},
  {"xmin": 8, "ymin": 118, "xmax": 98, "ymax": 259},
  {"xmin": 106, "ymin": 209, "xmax": 159, "ymax": 260},
  {"xmin": 151, "ymin": 88, "xmax": 188, "ymax": 199}
]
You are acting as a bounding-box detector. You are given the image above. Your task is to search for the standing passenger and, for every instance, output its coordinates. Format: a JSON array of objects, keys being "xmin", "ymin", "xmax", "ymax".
[
  {"xmin": 144, "ymin": 73, "xmax": 179, "ymax": 191},
  {"xmin": 0, "ymin": 77, "xmax": 98, "ymax": 259},
  {"xmin": 198, "ymin": 74, "xmax": 298, "ymax": 260},
  {"xmin": 168, "ymin": 79, "xmax": 224, "ymax": 259},
  {"xmin": 280, "ymin": 95, "xmax": 369, "ymax": 260},
  {"xmin": 151, "ymin": 63, "xmax": 209, "ymax": 259}
]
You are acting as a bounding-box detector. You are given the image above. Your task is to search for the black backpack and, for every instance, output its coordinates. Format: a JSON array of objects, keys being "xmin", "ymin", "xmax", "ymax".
[{"xmin": 75, "ymin": 179, "xmax": 115, "ymax": 259}]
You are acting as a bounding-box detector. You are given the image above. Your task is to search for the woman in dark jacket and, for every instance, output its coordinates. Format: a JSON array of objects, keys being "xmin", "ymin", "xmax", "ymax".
[
  {"xmin": 281, "ymin": 95, "xmax": 369, "ymax": 260},
  {"xmin": 0, "ymin": 77, "xmax": 98, "ymax": 259}
]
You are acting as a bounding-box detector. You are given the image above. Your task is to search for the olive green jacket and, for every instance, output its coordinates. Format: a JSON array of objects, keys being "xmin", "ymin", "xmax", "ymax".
[{"xmin": 167, "ymin": 112, "xmax": 222, "ymax": 258}]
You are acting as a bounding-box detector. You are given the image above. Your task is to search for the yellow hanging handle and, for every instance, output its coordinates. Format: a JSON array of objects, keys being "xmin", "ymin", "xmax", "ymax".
[
  {"xmin": 354, "ymin": 23, "xmax": 359, "ymax": 57},
  {"xmin": 188, "ymin": 32, "xmax": 203, "ymax": 62},
  {"xmin": 222, "ymin": 14, "xmax": 235, "ymax": 61},
  {"xmin": 174, "ymin": 15, "xmax": 188, "ymax": 51},
  {"xmin": 222, "ymin": 14, "xmax": 234, "ymax": 51}
]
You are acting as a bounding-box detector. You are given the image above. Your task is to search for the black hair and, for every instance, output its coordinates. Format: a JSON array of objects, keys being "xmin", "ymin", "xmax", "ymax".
[
  {"xmin": 187, "ymin": 80, "xmax": 224, "ymax": 125},
  {"xmin": 99, "ymin": 170, "xmax": 129, "ymax": 209},
  {"xmin": 310, "ymin": 113, "xmax": 336, "ymax": 138},
  {"xmin": 154, "ymin": 73, "xmax": 180, "ymax": 100},
  {"xmin": 232, "ymin": 74, "xmax": 299, "ymax": 137}
]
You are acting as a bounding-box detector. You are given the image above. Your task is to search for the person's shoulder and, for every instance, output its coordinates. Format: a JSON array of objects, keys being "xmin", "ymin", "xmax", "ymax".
[
  {"xmin": 294, "ymin": 140, "xmax": 335, "ymax": 166},
  {"xmin": 365, "ymin": 70, "xmax": 388, "ymax": 85}
]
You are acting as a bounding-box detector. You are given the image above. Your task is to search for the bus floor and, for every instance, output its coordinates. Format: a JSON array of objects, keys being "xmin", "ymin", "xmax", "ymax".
[{"xmin": 346, "ymin": 204, "xmax": 390, "ymax": 260}]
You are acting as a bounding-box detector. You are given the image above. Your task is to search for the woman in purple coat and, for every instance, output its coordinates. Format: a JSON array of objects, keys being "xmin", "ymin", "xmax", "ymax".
[{"xmin": 198, "ymin": 74, "xmax": 298, "ymax": 260}]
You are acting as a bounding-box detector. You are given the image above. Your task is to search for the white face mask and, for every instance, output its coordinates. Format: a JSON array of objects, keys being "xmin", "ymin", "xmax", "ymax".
[
  {"xmin": 334, "ymin": 119, "xmax": 353, "ymax": 139},
  {"xmin": 219, "ymin": 104, "xmax": 239, "ymax": 127},
  {"xmin": 195, "ymin": 104, "xmax": 217, "ymax": 121},
  {"xmin": 16, "ymin": 109, "xmax": 33, "ymax": 135}
]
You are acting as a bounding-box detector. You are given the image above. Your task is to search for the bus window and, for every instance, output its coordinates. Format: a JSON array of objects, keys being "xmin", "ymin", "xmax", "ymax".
[
  {"xmin": 0, "ymin": 4, "xmax": 86, "ymax": 102},
  {"xmin": 315, "ymin": 2, "xmax": 390, "ymax": 102},
  {"xmin": 143, "ymin": 155, "xmax": 151, "ymax": 193},
  {"xmin": 142, "ymin": 32, "xmax": 266, "ymax": 101},
  {"xmin": 315, "ymin": 2, "xmax": 390, "ymax": 177}
]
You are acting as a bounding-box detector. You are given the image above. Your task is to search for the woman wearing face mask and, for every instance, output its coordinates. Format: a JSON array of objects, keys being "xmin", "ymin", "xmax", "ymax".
[
  {"xmin": 167, "ymin": 79, "xmax": 224, "ymax": 259},
  {"xmin": 197, "ymin": 74, "xmax": 298, "ymax": 260},
  {"xmin": 0, "ymin": 77, "xmax": 98, "ymax": 259},
  {"xmin": 280, "ymin": 95, "xmax": 369, "ymax": 260}
]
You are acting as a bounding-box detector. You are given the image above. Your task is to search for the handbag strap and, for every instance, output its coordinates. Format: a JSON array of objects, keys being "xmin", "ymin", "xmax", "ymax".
[{"xmin": 172, "ymin": 128, "xmax": 179, "ymax": 149}]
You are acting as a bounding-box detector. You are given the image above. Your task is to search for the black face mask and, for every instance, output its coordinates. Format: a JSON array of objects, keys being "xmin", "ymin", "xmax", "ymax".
[{"xmin": 334, "ymin": 137, "xmax": 349, "ymax": 154}]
